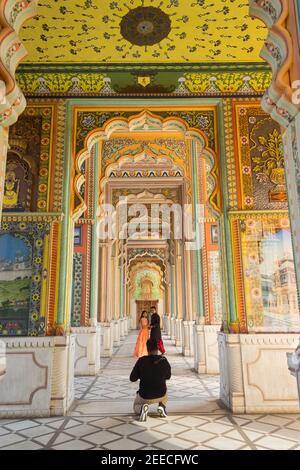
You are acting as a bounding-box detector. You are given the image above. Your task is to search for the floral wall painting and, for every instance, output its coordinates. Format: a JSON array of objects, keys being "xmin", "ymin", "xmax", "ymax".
[
  {"xmin": 251, "ymin": 128, "xmax": 287, "ymax": 204},
  {"xmin": 240, "ymin": 217, "xmax": 300, "ymax": 333},
  {"xmin": 0, "ymin": 234, "xmax": 32, "ymax": 333},
  {"xmin": 235, "ymin": 104, "xmax": 288, "ymax": 211}
]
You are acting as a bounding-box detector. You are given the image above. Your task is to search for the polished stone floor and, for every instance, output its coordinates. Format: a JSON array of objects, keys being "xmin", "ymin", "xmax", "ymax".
[{"xmin": 0, "ymin": 331, "xmax": 300, "ymax": 450}]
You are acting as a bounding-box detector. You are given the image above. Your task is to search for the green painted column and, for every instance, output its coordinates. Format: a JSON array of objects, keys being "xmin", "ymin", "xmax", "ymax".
[
  {"xmin": 217, "ymin": 102, "xmax": 238, "ymax": 325},
  {"xmin": 191, "ymin": 140, "xmax": 205, "ymax": 320},
  {"xmin": 57, "ymin": 101, "xmax": 73, "ymax": 329},
  {"xmin": 89, "ymin": 143, "xmax": 100, "ymax": 323}
]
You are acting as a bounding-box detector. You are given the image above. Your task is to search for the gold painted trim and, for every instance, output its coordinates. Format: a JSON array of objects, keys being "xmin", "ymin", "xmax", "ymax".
[
  {"xmin": 1, "ymin": 213, "xmax": 64, "ymax": 222},
  {"xmin": 228, "ymin": 210, "xmax": 289, "ymax": 220}
]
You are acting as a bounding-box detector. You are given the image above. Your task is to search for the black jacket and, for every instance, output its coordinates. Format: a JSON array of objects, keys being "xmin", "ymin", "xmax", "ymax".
[
  {"xmin": 150, "ymin": 312, "xmax": 162, "ymax": 341},
  {"xmin": 130, "ymin": 354, "xmax": 171, "ymax": 399}
]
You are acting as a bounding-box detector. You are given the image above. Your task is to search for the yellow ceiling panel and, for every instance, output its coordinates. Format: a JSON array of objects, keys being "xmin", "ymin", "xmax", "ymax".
[{"xmin": 20, "ymin": 0, "xmax": 267, "ymax": 64}]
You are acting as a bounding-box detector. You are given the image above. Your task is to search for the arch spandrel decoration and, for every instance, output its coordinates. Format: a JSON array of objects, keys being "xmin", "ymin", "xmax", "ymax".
[
  {"xmin": 74, "ymin": 110, "xmax": 221, "ymax": 221},
  {"xmin": 0, "ymin": 0, "xmax": 38, "ymax": 126},
  {"xmin": 100, "ymin": 144, "xmax": 186, "ymax": 188}
]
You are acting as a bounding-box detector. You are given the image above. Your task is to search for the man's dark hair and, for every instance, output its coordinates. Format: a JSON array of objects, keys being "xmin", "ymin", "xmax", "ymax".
[
  {"xmin": 150, "ymin": 306, "xmax": 156, "ymax": 310},
  {"xmin": 146, "ymin": 338, "xmax": 158, "ymax": 353}
]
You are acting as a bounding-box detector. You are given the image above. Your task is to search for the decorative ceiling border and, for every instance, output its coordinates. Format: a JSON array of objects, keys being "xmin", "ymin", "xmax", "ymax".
[
  {"xmin": 18, "ymin": 62, "xmax": 271, "ymax": 73},
  {"xmin": 15, "ymin": 70, "xmax": 272, "ymax": 98}
]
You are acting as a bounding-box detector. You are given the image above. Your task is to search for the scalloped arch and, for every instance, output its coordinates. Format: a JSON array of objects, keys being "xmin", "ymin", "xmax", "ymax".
[{"xmin": 74, "ymin": 109, "xmax": 221, "ymax": 220}]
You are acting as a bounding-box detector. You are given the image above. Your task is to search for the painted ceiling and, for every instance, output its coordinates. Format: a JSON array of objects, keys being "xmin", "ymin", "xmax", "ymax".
[{"xmin": 20, "ymin": 0, "xmax": 267, "ymax": 64}]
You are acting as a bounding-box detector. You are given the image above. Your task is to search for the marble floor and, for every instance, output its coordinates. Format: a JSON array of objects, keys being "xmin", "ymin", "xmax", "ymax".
[{"xmin": 0, "ymin": 331, "xmax": 300, "ymax": 450}]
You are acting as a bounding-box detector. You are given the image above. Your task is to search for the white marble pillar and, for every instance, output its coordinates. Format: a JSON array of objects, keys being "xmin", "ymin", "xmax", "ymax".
[
  {"xmin": 170, "ymin": 316, "xmax": 176, "ymax": 342},
  {"xmin": 124, "ymin": 316, "xmax": 129, "ymax": 335},
  {"xmin": 101, "ymin": 322, "xmax": 114, "ymax": 357},
  {"xmin": 113, "ymin": 319, "xmax": 121, "ymax": 347},
  {"xmin": 166, "ymin": 315, "xmax": 171, "ymax": 338},
  {"xmin": 194, "ymin": 323, "xmax": 206, "ymax": 373},
  {"xmin": 182, "ymin": 320, "xmax": 195, "ymax": 356},
  {"xmin": 0, "ymin": 335, "xmax": 75, "ymax": 418},
  {"xmin": 175, "ymin": 318, "xmax": 183, "ymax": 347},
  {"xmin": 194, "ymin": 323, "xmax": 220, "ymax": 374},
  {"xmin": 71, "ymin": 325, "xmax": 101, "ymax": 376},
  {"xmin": 119, "ymin": 317, "xmax": 125, "ymax": 340},
  {"xmin": 218, "ymin": 332, "xmax": 300, "ymax": 413}
]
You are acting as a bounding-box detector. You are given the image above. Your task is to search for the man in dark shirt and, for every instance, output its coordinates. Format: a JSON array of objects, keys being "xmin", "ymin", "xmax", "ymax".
[
  {"xmin": 149, "ymin": 306, "xmax": 161, "ymax": 343},
  {"xmin": 130, "ymin": 338, "xmax": 171, "ymax": 421}
]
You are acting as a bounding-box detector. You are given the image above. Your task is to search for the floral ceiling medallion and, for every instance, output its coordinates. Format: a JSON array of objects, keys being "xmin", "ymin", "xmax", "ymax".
[{"xmin": 120, "ymin": 6, "xmax": 171, "ymax": 46}]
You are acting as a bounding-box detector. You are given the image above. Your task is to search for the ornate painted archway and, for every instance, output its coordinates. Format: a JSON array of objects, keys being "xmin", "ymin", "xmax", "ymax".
[{"xmin": 73, "ymin": 109, "xmax": 221, "ymax": 220}]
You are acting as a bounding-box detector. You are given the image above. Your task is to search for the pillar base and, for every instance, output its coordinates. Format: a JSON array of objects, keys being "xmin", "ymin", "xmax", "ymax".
[
  {"xmin": 175, "ymin": 319, "xmax": 183, "ymax": 347},
  {"xmin": 0, "ymin": 335, "xmax": 75, "ymax": 418},
  {"xmin": 170, "ymin": 316, "xmax": 176, "ymax": 342},
  {"xmin": 194, "ymin": 324, "xmax": 220, "ymax": 374},
  {"xmin": 182, "ymin": 320, "xmax": 195, "ymax": 356},
  {"xmin": 71, "ymin": 325, "xmax": 101, "ymax": 376},
  {"xmin": 164, "ymin": 315, "xmax": 171, "ymax": 337},
  {"xmin": 218, "ymin": 332, "xmax": 300, "ymax": 413},
  {"xmin": 130, "ymin": 314, "xmax": 136, "ymax": 330},
  {"xmin": 124, "ymin": 317, "xmax": 129, "ymax": 336},
  {"xmin": 100, "ymin": 322, "xmax": 114, "ymax": 357},
  {"xmin": 119, "ymin": 318, "xmax": 125, "ymax": 340},
  {"xmin": 113, "ymin": 320, "xmax": 121, "ymax": 347}
]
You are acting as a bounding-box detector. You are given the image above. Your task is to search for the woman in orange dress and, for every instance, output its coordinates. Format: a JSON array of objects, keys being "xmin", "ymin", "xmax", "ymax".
[{"xmin": 133, "ymin": 311, "xmax": 149, "ymax": 358}]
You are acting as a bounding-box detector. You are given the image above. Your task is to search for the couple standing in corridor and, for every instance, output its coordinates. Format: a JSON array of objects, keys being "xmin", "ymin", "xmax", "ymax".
[{"xmin": 133, "ymin": 306, "xmax": 165, "ymax": 358}]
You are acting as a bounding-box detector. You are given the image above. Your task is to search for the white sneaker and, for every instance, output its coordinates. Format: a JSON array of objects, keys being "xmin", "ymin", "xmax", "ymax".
[
  {"xmin": 139, "ymin": 403, "xmax": 149, "ymax": 422},
  {"xmin": 157, "ymin": 403, "xmax": 167, "ymax": 417}
]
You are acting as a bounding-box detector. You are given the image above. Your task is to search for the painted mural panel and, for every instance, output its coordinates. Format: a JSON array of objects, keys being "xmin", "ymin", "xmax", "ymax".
[
  {"xmin": 0, "ymin": 234, "xmax": 32, "ymax": 335},
  {"xmin": 3, "ymin": 154, "xmax": 33, "ymax": 212},
  {"xmin": 5, "ymin": 105, "xmax": 55, "ymax": 213},
  {"xmin": 235, "ymin": 103, "xmax": 288, "ymax": 211},
  {"xmin": 0, "ymin": 221, "xmax": 50, "ymax": 336},
  {"xmin": 240, "ymin": 217, "xmax": 300, "ymax": 332}
]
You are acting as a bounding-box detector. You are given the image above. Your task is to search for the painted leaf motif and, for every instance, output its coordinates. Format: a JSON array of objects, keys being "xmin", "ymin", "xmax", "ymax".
[{"xmin": 258, "ymin": 135, "xmax": 267, "ymax": 145}]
